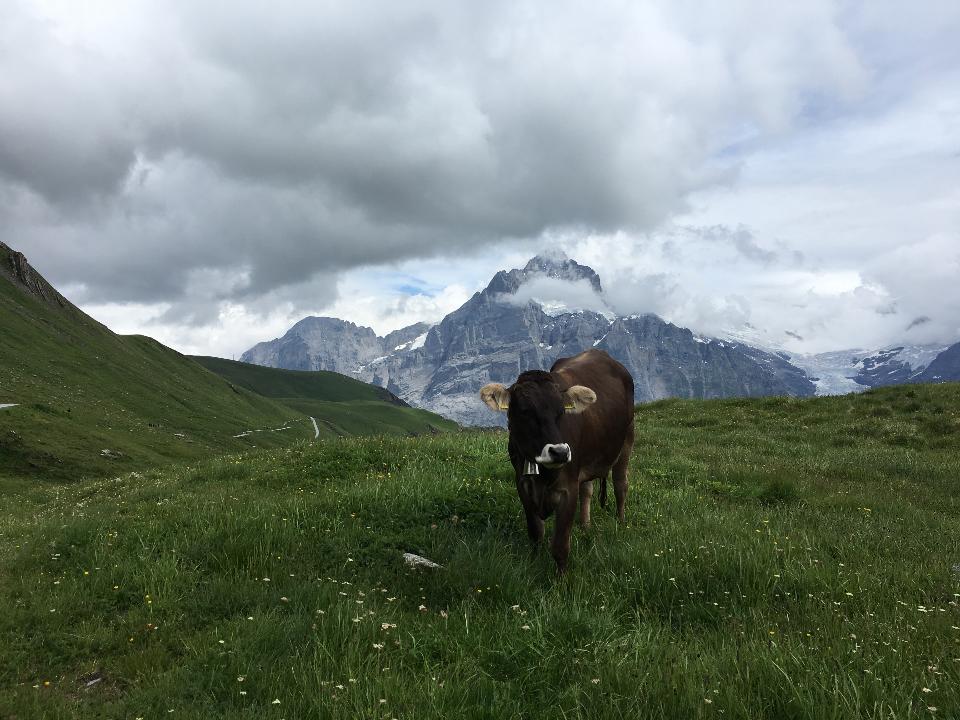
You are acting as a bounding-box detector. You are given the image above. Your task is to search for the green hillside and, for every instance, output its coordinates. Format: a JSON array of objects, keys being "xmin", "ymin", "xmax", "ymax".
[
  {"xmin": 2, "ymin": 383, "xmax": 958, "ymax": 718},
  {"xmin": 0, "ymin": 246, "xmax": 306, "ymax": 483},
  {"xmin": 193, "ymin": 356, "xmax": 457, "ymax": 437},
  {"xmin": 0, "ymin": 244, "xmax": 454, "ymax": 485},
  {"xmin": 192, "ymin": 355, "xmax": 399, "ymax": 403}
]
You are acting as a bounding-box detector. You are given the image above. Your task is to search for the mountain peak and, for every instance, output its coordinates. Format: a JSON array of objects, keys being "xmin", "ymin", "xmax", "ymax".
[
  {"xmin": 522, "ymin": 253, "xmax": 602, "ymax": 293},
  {"xmin": 483, "ymin": 254, "xmax": 604, "ymax": 298},
  {"xmin": 523, "ymin": 248, "xmax": 568, "ymax": 269},
  {"xmin": 291, "ymin": 316, "xmax": 370, "ymax": 332}
]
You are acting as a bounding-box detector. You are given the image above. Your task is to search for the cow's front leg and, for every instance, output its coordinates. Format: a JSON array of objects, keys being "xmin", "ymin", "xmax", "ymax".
[
  {"xmin": 516, "ymin": 475, "xmax": 544, "ymax": 546},
  {"xmin": 550, "ymin": 480, "xmax": 578, "ymax": 574}
]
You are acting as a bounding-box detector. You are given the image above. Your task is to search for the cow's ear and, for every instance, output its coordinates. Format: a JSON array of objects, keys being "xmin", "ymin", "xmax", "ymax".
[
  {"xmin": 480, "ymin": 383, "xmax": 510, "ymax": 412},
  {"xmin": 562, "ymin": 385, "xmax": 596, "ymax": 414}
]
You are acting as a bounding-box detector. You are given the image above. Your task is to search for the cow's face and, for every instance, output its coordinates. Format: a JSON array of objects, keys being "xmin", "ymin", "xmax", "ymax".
[{"xmin": 480, "ymin": 374, "xmax": 596, "ymax": 469}]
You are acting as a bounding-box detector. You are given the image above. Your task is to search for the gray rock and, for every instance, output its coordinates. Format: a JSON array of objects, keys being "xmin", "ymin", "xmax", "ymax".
[
  {"xmin": 403, "ymin": 552, "xmax": 442, "ymax": 569},
  {"xmin": 241, "ymin": 317, "xmax": 384, "ymax": 372}
]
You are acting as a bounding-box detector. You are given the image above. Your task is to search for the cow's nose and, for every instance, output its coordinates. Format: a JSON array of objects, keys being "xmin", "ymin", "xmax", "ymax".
[
  {"xmin": 535, "ymin": 443, "xmax": 572, "ymax": 467},
  {"xmin": 548, "ymin": 444, "xmax": 571, "ymax": 463}
]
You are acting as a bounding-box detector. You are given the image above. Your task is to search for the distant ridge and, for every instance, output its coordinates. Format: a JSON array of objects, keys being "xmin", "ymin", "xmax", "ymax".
[{"xmin": 789, "ymin": 343, "xmax": 959, "ymax": 396}]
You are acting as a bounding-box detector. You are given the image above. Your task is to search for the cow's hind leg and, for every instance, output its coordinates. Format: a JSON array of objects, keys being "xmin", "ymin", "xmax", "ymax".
[
  {"xmin": 578, "ymin": 479, "xmax": 594, "ymax": 529},
  {"xmin": 612, "ymin": 422, "xmax": 634, "ymax": 523}
]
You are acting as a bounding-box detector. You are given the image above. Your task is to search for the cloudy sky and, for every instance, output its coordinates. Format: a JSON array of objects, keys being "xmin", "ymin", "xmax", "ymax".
[{"xmin": 2, "ymin": 0, "xmax": 958, "ymax": 357}]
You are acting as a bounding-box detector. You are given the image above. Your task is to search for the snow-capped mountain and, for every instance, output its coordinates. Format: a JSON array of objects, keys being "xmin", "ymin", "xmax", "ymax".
[
  {"xmin": 720, "ymin": 319, "xmax": 958, "ymax": 397},
  {"xmin": 779, "ymin": 345, "xmax": 951, "ymax": 396},
  {"xmin": 242, "ymin": 255, "xmax": 816, "ymax": 425}
]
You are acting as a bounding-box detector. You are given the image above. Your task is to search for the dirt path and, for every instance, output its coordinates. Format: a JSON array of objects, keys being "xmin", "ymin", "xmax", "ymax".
[
  {"xmin": 0, "ymin": 404, "xmax": 17, "ymax": 410},
  {"xmin": 310, "ymin": 416, "xmax": 319, "ymax": 439}
]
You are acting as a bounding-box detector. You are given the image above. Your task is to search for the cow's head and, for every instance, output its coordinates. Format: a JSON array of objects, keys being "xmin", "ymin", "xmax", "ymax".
[{"xmin": 480, "ymin": 371, "xmax": 596, "ymax": 469}]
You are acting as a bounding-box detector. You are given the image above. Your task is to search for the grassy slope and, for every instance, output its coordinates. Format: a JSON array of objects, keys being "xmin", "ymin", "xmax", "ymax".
[
  {"xmin": 1, "ymin": 383, "xmax": 959, "ymax": 718},
  {"xmin": 0, "ymin": 271, "xmax": 305, "ymax": 484},
  {"xmin": 191, "ymin": 356, "xmax": 395, "ymax": 403},
  {"xmin": 192, "ymin": 356, "xmax": 458, "ymax": 438}
]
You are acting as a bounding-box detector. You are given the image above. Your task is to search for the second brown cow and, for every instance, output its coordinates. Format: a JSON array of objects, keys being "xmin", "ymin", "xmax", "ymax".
[{"xmin": 479, "ymin": 349, "xmax": 635, "ymax": 573}]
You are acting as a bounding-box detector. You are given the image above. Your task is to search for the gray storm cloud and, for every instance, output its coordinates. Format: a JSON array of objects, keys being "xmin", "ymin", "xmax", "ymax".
[{"xmin": 1, "ymin": 0, "xmax": 871, "ymax": 313}]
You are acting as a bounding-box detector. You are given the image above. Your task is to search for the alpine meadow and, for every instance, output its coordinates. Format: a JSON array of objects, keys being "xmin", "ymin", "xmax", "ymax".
[{"xmin": 2, "ymin": 384, "xmax": 959, "ymax": 719}]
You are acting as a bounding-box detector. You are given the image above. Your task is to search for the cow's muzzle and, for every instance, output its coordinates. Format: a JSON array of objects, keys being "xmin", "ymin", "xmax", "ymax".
[{"xmin": 535, "ymin": 443, "xmax": 571, "ymax": 469}]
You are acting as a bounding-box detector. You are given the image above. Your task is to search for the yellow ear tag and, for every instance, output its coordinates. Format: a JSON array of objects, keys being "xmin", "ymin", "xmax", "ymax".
[
  {"xmin": 564, "ymin": 402, "xmax": 575, "ymax": 410},
  {"xmin": 498, "ymin": 401, "xmax": 509, "ymax": 411}
]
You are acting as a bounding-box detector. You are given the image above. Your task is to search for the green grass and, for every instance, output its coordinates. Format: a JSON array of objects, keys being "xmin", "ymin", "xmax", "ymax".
[
  {"xmin": 2, "ymin": 383, "xmax": 959, "ymax": 718},
  {"xmin": 193, "ymin": 356, "xmax": 458, "ymax": 438}
]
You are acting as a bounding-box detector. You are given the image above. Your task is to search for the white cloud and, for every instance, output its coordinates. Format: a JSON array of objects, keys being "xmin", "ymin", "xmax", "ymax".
[
  {"xmin": 315, "ymin": 276, "xmax": 473, "ymax": 337},
  {"xmin": 82, "ymin": 300, "xmax": 301, "ymax": 359},
  {"xmin": 504, "ymin": 276, "xmax": 612, "ymax": 316}
]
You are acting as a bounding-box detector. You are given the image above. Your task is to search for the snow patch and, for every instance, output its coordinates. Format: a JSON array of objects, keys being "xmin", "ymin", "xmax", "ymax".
[
  {"xmin": 394, "ymin": 330, "xmax": 430, "ymax": 352},
  {"xmin": 790, "ymin": 350, "xmax": 869, "ymax": 396},
  {"xmin": 889, "ymin": 344, "xmax": 949, "ymax": 370}
]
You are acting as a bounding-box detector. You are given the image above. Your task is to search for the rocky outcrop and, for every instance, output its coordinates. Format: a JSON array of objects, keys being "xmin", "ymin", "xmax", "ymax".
[
  {"xmin": 242, "ymin": 254, "xmax": 819, "ymax": 425},
  {"xmin": 0, "ymin": 241, "xmax": 73, "ymax": 310}
]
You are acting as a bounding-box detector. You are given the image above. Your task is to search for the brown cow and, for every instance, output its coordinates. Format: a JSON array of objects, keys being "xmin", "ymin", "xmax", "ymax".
[{"xmin": 479, "ymin": 349, "xmax": 635, "ymax": 573}]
